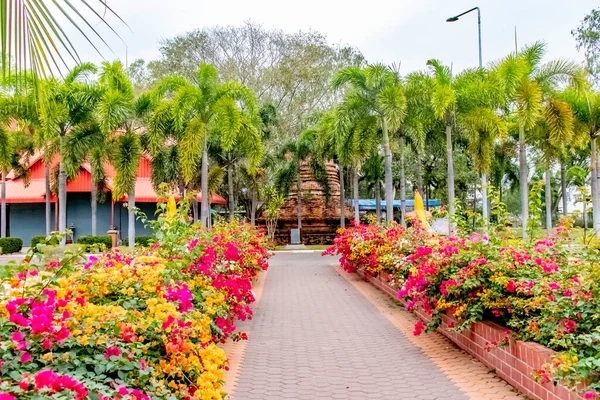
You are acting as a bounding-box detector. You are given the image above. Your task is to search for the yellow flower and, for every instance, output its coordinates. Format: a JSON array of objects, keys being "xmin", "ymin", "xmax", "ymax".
[
  {"xmin": 167, "ymin": 195, "xmax": 177, "ymax": 219},
  {"xmin": 80, "ymin": 336, "xmax": 89, "ymax": 346}
]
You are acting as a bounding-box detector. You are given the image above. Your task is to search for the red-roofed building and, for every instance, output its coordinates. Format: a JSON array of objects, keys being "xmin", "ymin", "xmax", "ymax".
[{"xmin": 6, "ymin": 154, "xmax": 226, "ymax": 245}]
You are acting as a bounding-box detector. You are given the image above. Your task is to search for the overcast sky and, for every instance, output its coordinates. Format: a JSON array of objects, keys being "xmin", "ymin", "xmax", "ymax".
[{"xmin": 71, "ymin": 0, "xmax": 597, "ymax": 74}]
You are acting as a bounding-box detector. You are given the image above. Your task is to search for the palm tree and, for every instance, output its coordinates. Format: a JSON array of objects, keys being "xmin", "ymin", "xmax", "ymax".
[
  {"xmin": 316, "ymin": 109, "xmax": 350, "ymax": 228},
  {"xmin": 493, "ymin": 41, "xmax": 582, "ymax": 239},
  {"xmin": 530, "ymin": 98, "xmax": 575, "ymax": 234},
  {"xmin": 96, "ymin": 61, "xmax": 153, "ymax": 248},
  {"xmin": 0, "ymin": 74, "xmax": 37, "ymax": 237},
  {"xmin": 363, "ymin": 153, "xmax": 384, "ymax": 222},
  {"xmin": 404, "ymin": 71, "xmax": 436, "ymax": 198},
  {"xmin": 152, "ymin": 64, "xmax": 261, "ymax": 228},
  {"xmin": 426, "ymin": 60, "xmax": 458, "ymax": 231},
  {"xmin": 39, "ymin": 62, "xmax": 101, "ymax": 241},
  {"xmin": 564, "ymin": 86, "xmax": 600, "ymax": 232},
  {"xmin": 332, "ymin": 64, "xmax": 407, "ymax": 222}
]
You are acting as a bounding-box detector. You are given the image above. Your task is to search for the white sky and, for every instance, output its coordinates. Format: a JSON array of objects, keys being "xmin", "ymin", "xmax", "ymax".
[{"xmin": 68, "ymin": 0, "xmax": 597, "ymax": 74}]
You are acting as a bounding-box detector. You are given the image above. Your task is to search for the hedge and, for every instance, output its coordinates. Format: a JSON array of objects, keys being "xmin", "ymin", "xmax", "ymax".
[
  {"xmin": 76, "ymin": 235, "xmax": 112, "ymax": 249},
  {"xmin": 0, "ymin": 238, "xmax": 23, "ymax": 254},
  {"xmin": 122, "ymin": 236, "xmax": 154, "ymax": 247}
]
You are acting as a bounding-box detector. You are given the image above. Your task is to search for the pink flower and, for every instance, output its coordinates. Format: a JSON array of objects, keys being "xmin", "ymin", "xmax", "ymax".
[
  {"xmin": 584, "ymin": 392, "xmax": 597, "ymax": 399},
  {"xmin": 18, "ymin": 380, "xmax": 28, "ymax": 390},
  {"xmin": 563, "ymin": 290, "xmax": 573, "ymax": 297},
  {"xmin": 187, "ymin": 238, "xmax": 199, "ymax": 251},
  {"xmin": 162, "ymin": 315, "xmax": 175, "ymax": 331},
  {"xmin": 0, "ymin": 393, "xmax": 16, "ymax": 400},
  {"xmin": 548, "ymin": 282, "xmax": 560, "ymax": 290},
  {"xmin": 11, "ymin": 332, "xmax": 24, "ymax": 342},
  {"xmin": 104, "ymin": 346, "xmax": 122, "ymax": 360},
  {"xmin": 413, "ymin": 321, "xmax": 425, "ymax": 336},
  {"xmin": 117, "ymin": 387, "xmax": 129, "ymax": 395},
  {"xmin": 224, "ymin": 243, "xmax": 241, "ymax": 261},
  {"xmin": 20, "ymin": 352, "xmax": 31, "ymax": 363}
]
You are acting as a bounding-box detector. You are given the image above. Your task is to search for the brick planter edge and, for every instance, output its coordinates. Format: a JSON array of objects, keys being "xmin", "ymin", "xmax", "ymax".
[{"xmin": 357, "ymin": 269, "xmax": 586, "ymax": 400}]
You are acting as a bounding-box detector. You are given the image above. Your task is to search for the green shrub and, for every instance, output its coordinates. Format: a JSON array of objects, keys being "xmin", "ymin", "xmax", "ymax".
[
  {"xmin": 31, "ymin": 235, "xmax": 47, "ymax": 251},
  {"xmin": 77, "ymin": 235, "xmax": 112, "ymax": 249},
  {"xmin": 122, "ymin": 236, "xmax": 154, "ymax": 247},
  {"xmin": 0, "ymin": 238, "xmax": 23, "ymax": 254}
]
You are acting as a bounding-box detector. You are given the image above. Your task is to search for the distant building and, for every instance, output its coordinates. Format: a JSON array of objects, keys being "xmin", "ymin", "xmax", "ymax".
[{"xmin": 5, "ymin": 154, "xmax": 226, "ymax": 245}]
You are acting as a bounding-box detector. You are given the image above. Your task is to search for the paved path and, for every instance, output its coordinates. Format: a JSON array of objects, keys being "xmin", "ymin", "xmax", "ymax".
[{"xmin": 231, "ymin": 251, "xmax": 490, "ymax": 400}]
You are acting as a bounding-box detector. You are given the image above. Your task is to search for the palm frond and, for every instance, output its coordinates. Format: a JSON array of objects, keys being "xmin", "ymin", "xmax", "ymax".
[
  {"xmin": 1, "ymin": 0, "xmax": 125, "ymax": 80},
  {"xmin": 112, "ymin": 130, "xmax": 141, "ymax": 199}
]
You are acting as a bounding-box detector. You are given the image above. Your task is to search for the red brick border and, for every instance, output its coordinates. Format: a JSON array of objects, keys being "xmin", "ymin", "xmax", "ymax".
[{"xmin": 358, "ymin": 270, "xmax": 586, "ymax": 400}]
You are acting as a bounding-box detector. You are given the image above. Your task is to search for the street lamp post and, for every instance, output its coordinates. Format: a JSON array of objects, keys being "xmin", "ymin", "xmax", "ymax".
[
  {"xmin": 446, "ymin": 6, "xmax": 488, "ymax": 222},
  {"xmin": 446, "ymin": 7, "xmax": 482, "ymax": 69}
]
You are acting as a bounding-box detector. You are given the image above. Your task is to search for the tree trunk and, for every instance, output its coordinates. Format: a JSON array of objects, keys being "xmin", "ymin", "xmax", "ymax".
[
  {"xmin": 128, "ymin": 187, "xmax": 135, "ymax": 249},
  {"xmin": 228, "ymin": 164, "xmax": 235, "ymax": 220},
  {"xmin": 560, "ymin": 161, "xmax": 568, "ymax": 216},
  {"xmin": 382, "ymin": 119, "xmax": 394, "ymax": 222},
  {"xmin": 45, "ymin": 163, "xmax": 51, "ymax": 236},
  {"xmin": 481, "ymin": 173, "xmax": 488, "ymax": 226},
  {"xmin": 594, "ymin": 137, "xmax": 600, "ymax": 234},
  {"xmin": 59, "ymin": 137, "xmax": 67, "ymax": 245},
  {"xmin": 192, "ymin": 198, "xmax": 198, "ymax": 223},
  {"xmin": 91, "ymin": 170, "xmax": 97, "ymax": 236},
  {"xmin": 425, "ymin": 183, "xmax": 430, "ymax": 211},
  {"xmin": 446, "ymin": 123, "xmax": 455, "ymax": 236},
  {"xmin": 399, "ymin": 135, "xmax": 406, "ymax": 227},
  {"xmin": 339, "ymin": 165, "xmax": 346, "ymax": 228},
  {"xmin": 416, "ymin": 153, "xmax": 424, "ymax": 196},
  {"xmin": 200, "ymin": 135, "xmax": 209, "ymax": 228},
  {"xmin": 296, "ymin": 165, "xmax": 302, "ymax": 230},
  {"xmin": 1, "ymin": 171, "xmax": 6, "ymax": 238},
  {"xmin": 250, "ymin": 189, "xmax": 257, "ymax": 225},
  {"xmin": 353, "ymin": 166, "xmax": 360, "ymax": 223},
  {"xmin": 519, "ymin": 125, "xmax": 529, "ymax": 239},
  {"xmin": 545, "ymin": 168, "xmax": 552, "ymax": 236},
  {"xmin": 375, "ymin": 181, "xmax": 381, "ymax": 223}
]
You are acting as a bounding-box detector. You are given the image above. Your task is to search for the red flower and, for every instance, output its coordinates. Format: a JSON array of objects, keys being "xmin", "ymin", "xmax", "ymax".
[
  {"xmin": 20, "ymin": 352, "xmax": 31, "ymax": 363},
  {"xmin": 413, "ymin": 321, "xmax": 425, "ymax": 336}
]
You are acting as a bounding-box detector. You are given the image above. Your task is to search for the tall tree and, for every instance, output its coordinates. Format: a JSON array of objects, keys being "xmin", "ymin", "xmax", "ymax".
[
  {"xmin": 530, "ymin": 98, "xmax": 575, "ymax": 234},
  {"xmin": 152, "ymin": 64, "xmax": 261, "ymax": 228},
  {"xmin": 363, "ymin": 153, "xmax": 384, "ymax": 222},
  {"xmin": 148, "ymin": 22, "xmax": 363, "ymax": 143},
  {"xmin": 332, "ymin": 64, "xmax": 407, "ymax": 222},
  {"xmin": 40, "ymin": 63, "xmax": 101, "ymax": 242},
  {"xmin": 426, "ymin": 60, "xmax": 458, "ymax": 233},
  {"xmin": 96, "ymin": 61, "xmax": 153, "ymax": 248},
  {"xmin": 493, "ymin": 41, "xmax": 581, "ymax": 239},
  {"xmin": 564, "ymin": 85, "xmax": 600, "ymax": 231},
  {"xmin": 573, "ymin": 8, "xmax": 600, "ymax": 82}
]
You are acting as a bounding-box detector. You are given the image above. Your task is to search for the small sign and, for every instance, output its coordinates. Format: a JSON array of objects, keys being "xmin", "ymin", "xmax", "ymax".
[
  {"xmin": 290, "ymin": 228, "xmax": 301, "ymax": 244},
  {"xmin": 432, "ymin": 218, "xmax": 450, "ymax": 235}
]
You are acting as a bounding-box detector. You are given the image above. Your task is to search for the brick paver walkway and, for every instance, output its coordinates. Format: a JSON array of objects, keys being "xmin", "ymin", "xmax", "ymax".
[{"xmin": 230, "ymin": 251, "xmax": 480, "ymax": 400}]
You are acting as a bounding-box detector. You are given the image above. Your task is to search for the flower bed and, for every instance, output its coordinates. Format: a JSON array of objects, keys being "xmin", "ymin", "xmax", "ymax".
[
  {"xmin": 0, "ymin": 198, "xmax": 270, "ymax": 399},
  {"xmin": 324, "ymin": 222, "xmax": 600, "ymax": 399}
]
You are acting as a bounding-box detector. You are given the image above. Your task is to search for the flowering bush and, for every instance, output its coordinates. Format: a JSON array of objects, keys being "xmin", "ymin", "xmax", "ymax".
[
  {"xmin": 0, "ymin": 196, "xmax": 270, "ymax": 399},
  {"xmin": 325, "ymin": 220, "xmax": 600, "ymax": 396}
]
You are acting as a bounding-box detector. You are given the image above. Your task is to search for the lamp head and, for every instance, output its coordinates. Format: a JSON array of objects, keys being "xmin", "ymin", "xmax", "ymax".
[{"xmin": 446, "ymin": 16, "xmax": 459, "ymax": 22}]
